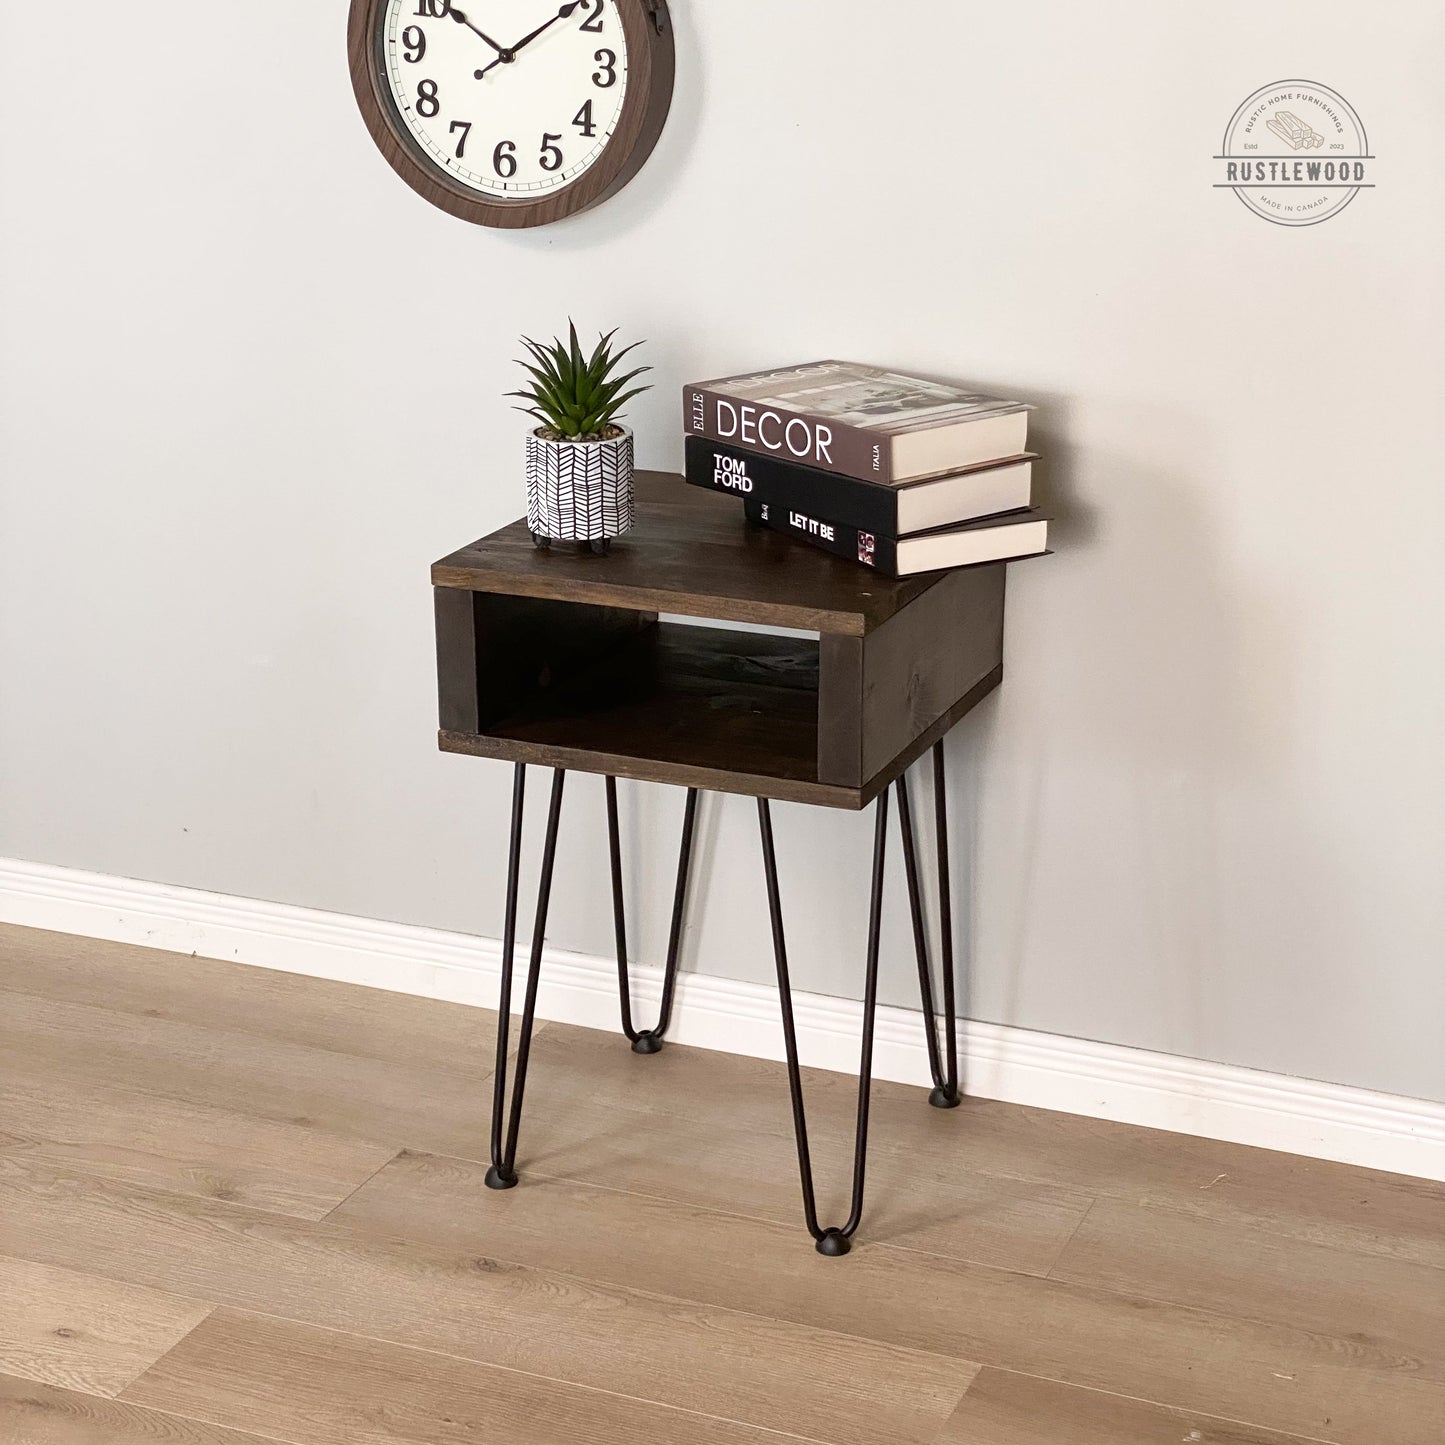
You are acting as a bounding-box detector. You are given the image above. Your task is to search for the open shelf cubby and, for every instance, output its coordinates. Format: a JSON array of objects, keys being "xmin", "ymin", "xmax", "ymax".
[{"xmin": 433, "ymin": 473, "xmax": 1007, "ymax": 809}]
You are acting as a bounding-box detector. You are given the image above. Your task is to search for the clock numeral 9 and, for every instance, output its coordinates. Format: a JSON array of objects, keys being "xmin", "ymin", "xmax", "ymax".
[
  {"xmin": 493, "ymin": 140, "xmax": 517, "ymax": 179},
  {"xmin": 572, "ymin": 100, "xmax": 596, "ymax": 137},
  {"xmin": 579, "ymin": 0, "xmax": 605, "ymax": 32},
  {"xmin": 539, "ymin": 133, "xmax": 564, "ymax": 172},
  {"xmin": 414, "ymin": 0, "xmax": 449, "ymax": 16},
  {"xmin": 415, "ymin": 78, "xmax": 440, "ymax": 118},
  {"xmin": 401, "ymin": 25, "xmax": 426, "ymax": 63},
  {"xmin": 592, "ymin": 49, "xmax": 616, "ymax": 88}
]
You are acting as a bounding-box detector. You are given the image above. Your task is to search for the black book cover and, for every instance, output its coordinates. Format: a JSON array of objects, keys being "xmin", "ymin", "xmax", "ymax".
[
  {"xmin": 743, "ymin": 494, "xmax": 1045, "ymax": 577},
  {"xmin": 743, "ymin": 494, "xmax": 903, "ymax": 571},
  {"xmin": 685, "ymin": 435, "xmax": 901, "ymax": 534}
]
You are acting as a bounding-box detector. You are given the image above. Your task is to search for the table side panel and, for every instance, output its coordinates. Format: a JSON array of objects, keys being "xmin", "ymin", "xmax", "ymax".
[{"xmin": 858, "ymin": 565, "xmax": 1006, "ymax": 782}]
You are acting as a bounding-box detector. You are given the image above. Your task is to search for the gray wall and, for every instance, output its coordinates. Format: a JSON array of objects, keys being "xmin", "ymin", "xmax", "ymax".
[{"xmin": 2, "ymin": 2, "xmax": 1442, "ymax": 1102}]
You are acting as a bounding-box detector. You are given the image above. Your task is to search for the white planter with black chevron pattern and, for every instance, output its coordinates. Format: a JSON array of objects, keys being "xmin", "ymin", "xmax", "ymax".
[{"xmin": 525, "ymin": 426, "xmax": 635, "ymax": 547}]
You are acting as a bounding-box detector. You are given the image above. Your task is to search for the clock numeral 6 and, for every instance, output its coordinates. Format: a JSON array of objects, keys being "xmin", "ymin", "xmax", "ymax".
[
  {"xmin": 572, "ymin": 100, "xmax": 596, "ymax": 137},
  {"xmin": 414, "ymin": 0, "xmax": 450, "ymax": 16},
  {"xmin": 579, "ymin": 0, "xmax": 605, "ymax": 32},
  {"xmin": 401, "ymin": 25, "xmax": 426, "ymax": 63},
  {"xmin": 449, "ymin": 120, "xmax": 472, "ymax": 158},
  {"xmin": 493, "ymin": 140, "xmax": 517, "ymax": 179},
  {"xmin": 539, "ymin": 133, "xmax": 564, "ymax": 172},
  {"xmin": 416, "ymin": 78, "xmax": 440, "ymax": 118},
  {"xmin": 592, "ymin": 49, "xmax": 616, "ymax": 88}
]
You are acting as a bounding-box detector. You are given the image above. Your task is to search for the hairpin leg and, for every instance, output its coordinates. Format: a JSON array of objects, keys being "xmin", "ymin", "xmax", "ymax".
[
  {"xmin": 485, "ymin": 764, "xmax": 566, "ymax": 1191},
  {"xmin": 607, "ymin": 778, "xmax": 699, "ymax": 1053},
  {"xmin": 758, "ymin": 790, "xmax": 888, "ymax": 1256},
  {"xmin": 896, "ymin": 741, "xmax": 961, "ymax": 1108}
]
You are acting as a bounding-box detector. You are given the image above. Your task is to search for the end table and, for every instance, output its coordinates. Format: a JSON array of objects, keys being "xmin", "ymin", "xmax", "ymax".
[{"xmin": 433, "ymin": 473, "xmax": 1005, "ymax": 1254}]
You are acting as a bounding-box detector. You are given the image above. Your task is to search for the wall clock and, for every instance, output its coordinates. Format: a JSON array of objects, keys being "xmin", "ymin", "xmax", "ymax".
[{"xmin": 348, "ymin": 0, "xmax": 674, "ymax": 229}]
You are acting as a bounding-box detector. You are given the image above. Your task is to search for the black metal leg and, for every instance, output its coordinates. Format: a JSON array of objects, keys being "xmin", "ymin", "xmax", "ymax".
[
  {"xmin": 607, "ymin": 777, "xmax": 700, "ymax": 1054},
  {"xmin": 896, "ymin": 744, "xmax": 961, "ymax": 1108},
  {"xmin": 757, "ymin": 790, "xmax": 889, "ymax": 1257},
  {"xmin": 485, "ymin": 765, "xmax": 566, "ymax": 1191}
]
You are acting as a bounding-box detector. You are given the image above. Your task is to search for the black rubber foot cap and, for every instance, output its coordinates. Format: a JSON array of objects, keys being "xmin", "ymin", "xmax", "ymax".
[
  {"xmin": 815, "ymin": 1229, "xmax": 851, "ymax": 1257},
  {"xmin": 630, "ymin": 1031, "xmax": 664, "ymax": 1055},
  {"xmin": 484, "ymin": 1164, "xmax": 518, "ymax": 1190},
  {"xmin": 929, "ymin": 1086, "xmax": 962, "ymax": 1109}
]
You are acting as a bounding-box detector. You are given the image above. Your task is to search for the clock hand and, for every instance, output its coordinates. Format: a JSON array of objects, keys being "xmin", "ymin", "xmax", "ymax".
[
  {"xmin": 448, "ymin": 7, "xmax": 507, "ymax": 55},
  {"xmin": 505, "ymin": 2, "xmax": 581, "ymax": 60},
  {"xmin": 472, "ymin": 2, "xmax": 580, "ymax": 79}
]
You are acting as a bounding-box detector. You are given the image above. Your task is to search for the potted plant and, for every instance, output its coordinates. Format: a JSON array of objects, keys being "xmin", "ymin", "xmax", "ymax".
[{"xmin": 510, "ymin": 322, "xmax": 651, "ymax": 555}]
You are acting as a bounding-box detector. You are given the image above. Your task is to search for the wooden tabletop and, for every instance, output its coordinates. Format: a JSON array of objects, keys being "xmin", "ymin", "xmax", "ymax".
[{"xmin": 432, "ymin": 472, "xmax": 945, "ymax": 637}]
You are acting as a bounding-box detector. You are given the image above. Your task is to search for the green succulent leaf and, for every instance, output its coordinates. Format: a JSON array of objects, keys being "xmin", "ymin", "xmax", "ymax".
[{"xmin": 508, "ymin": 321, "xmax": 653, "ymax": 435}]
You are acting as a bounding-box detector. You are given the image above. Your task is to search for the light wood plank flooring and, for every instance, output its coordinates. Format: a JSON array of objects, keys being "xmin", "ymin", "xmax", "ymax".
[{"xmin": 0, "ymin": 922, "xmax": 1440, "ymax": 1445}]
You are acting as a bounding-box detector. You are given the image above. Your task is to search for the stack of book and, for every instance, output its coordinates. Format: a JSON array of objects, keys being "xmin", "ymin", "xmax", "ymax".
[{"xmin": 680, "ymin": 361, "xmax": 1046, "ymax": 577}]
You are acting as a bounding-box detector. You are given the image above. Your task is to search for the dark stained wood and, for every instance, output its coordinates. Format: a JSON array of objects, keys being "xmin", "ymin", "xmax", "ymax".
[
  {"xmin": 347, "ymin": 0, "xmax": 674, "ymax": 230},
  {"xmin": 433, "ymin": 473, "xmax": 945, "ymax": 636},
  {"xmin": 433, "ymin": 473, "xmax": 1006, "ymax": 805},
  {"xmin": 817, "ymin": 632, "xmax": 865, "ymax": 785},
  {"xmin": 472, "ymin": 593, "xmax": 655, "ymax": 730},
  {"xmin": 442, "ymin": 622, "xmax": 834, "ymax": 801},
  {"xmin": 431, "ymin": 586, "xmax": 479, "ymax": 735},
  {"xmin": 858, "ymin": 564, "xmax": 1005, "ymax": 780}
]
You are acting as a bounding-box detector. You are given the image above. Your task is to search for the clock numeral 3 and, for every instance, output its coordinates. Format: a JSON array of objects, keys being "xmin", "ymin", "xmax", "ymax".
[
  {"xmin": 592, "ymin": 49, "xmax": 616, "ymax": 88},
  {"xmin": 416, "ymin": 78, "xmax": 440, "ymax": 118},
  {"xmin": 572, "ymin": 99, "xmax": 596, "ymax": 138},
  {"xmin": 414, "ymin": 0, "xmax": 449, "ymax": 16},
  {"xmin": 400, "ymin": 25, "xmax": 426, "ymax": 63},
  {"xmin": 449, "ymin": 120, "xmax": 472, "ymax": 158},
  {"xmin": 493, "ymin": 140, "xmax": 517, "ymax": 178},
  {"xmin": 539, "ymin": 133, "xmax": 564, "ymax": 172},
  {"xmin": 579, "ymin": 1, "xmax": 605, "ymax": 33}
]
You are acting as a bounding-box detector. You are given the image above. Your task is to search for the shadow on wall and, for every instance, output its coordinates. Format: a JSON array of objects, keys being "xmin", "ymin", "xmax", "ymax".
[{"xmin": 950, "ymin": 395, "xmax": 1378, "ymax": 1085}]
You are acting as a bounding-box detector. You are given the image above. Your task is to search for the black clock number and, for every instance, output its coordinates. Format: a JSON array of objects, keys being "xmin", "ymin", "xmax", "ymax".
[
  {"xmin": 401, "ymin": 25, "xmax": 426, "ymax": 62},
  {"xmin": 579, "ymin": 0, "xmax": 604, "ymax": 32},
  {"xmin": 539, "ymin": 133, "xmax": 564, "ymax": 171},
  {"xmin": 416, "ymin": 78, "xmax": 440, "ymax": 118},
  {"xmin": 493, "ymin": 140, "xmax": 517, "ymax": 178},
  {"xmin": 414, "ymin": 0, "xmax": 449, "ymax": 16},
  {"xmin": 572, "ymin": 99, "xmax": 596, "ymax": 137},
  {"xmin": 449, "ymin": 120, "xmax": 472, "ymax": 158},
  {"xmin": 592, "ymin": 49, "xmax": 616, "ymax": 87}
]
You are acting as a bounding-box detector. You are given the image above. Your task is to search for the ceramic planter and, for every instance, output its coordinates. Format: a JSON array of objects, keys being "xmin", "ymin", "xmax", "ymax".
[{"xmin": 526, "ymin": 426, "xmax": 635, "ymax": 553}]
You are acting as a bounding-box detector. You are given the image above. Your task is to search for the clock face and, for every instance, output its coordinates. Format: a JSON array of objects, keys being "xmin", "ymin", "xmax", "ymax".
[{"xmin": 379, "ymin": 0, "xmax": 630, "ymax": 200}]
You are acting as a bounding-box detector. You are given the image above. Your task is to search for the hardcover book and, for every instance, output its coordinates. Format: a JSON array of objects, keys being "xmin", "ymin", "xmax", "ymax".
[
  {"xmin": 684, "ymin": 360, "xmax": 1031, "ymax": 484},
  {"xmin": 744, "ymin": 495, "xmax": 1048, "ymax": 578},
  {"xmin": 685, "ymin": 436, "xmax": 1034, "ymax": 535}
]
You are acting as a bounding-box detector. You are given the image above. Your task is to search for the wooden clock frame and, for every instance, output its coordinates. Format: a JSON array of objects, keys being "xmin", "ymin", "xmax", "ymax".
[{"xmin": 347, "ymin": 0, "xmax": 674, "ymax": 229}]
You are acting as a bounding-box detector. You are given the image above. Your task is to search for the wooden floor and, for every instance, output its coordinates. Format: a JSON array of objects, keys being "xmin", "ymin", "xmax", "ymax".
[{"xmin": 0, "ymin": 923, "xmax": 1441, "ymax": 1445}]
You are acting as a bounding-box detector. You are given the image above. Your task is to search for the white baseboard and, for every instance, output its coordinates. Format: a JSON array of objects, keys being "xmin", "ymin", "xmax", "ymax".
[{"xmin": 2, "ymin": 855, "xmax": 1441, "ymax": 1182}]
